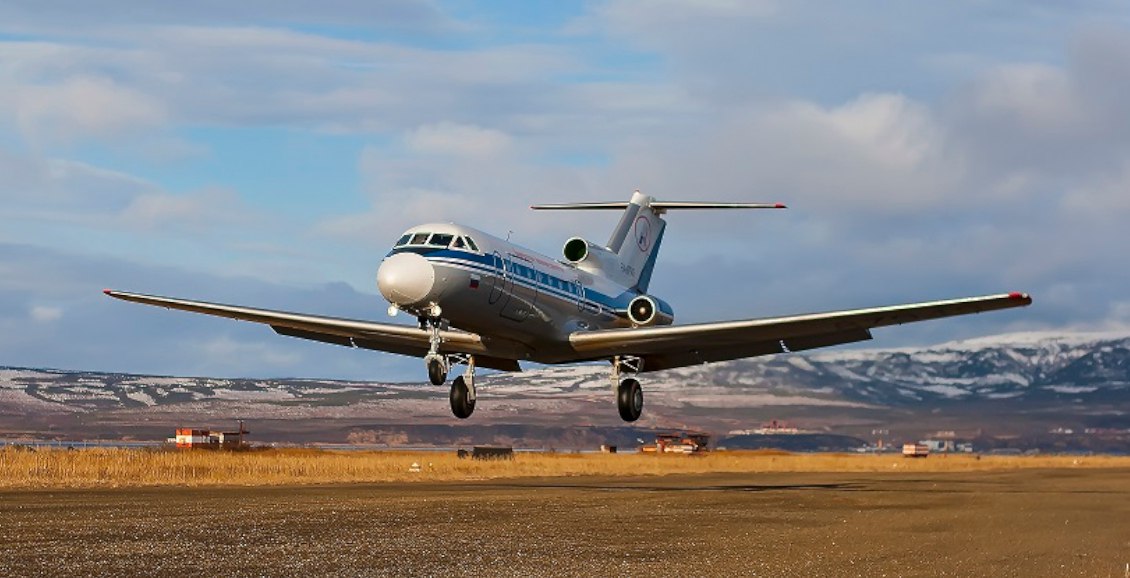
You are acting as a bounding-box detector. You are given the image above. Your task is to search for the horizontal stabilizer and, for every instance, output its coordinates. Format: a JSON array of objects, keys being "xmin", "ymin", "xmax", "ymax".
[{"xmin": 531, "ymin": 201, "xmax": 786, "ymax": 211}]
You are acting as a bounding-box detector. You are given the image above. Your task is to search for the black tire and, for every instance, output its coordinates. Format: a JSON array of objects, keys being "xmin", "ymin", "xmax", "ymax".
[
  {"xmin": 427, "ymin": 358, "xmax": 446, "ymax": 386},
  {"xmin": 617, "ymin": 378, "xmax": 643, "ymax": 422},
  {"xmin": 450, "ymin": 376, "xmax": 476, "ymax": 419}
]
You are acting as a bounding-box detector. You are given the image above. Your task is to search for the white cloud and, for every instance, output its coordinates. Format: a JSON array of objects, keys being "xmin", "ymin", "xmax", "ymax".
[
  {"xmin": 4, "ymin": 75, "xmax": 167, "ymax": 145},
  {"xmin": 405, "ymin": 122, "xmax": 512, "ymax": 157},
  {"xmin": 966, "ymin": 64, "xmax": 1080, "ymax": 133},
  {"xmin": 1, "ymin": 3, "xmax": 1129, "ymax": 379},
  {"xmin": 0, "ymin": 149, "xmax": 154, "ymax": 211},
  {"xmin": 118, "ymin": 187, "xmax": 254, "ymax": 232},
  {"xmin": 0, "ymin": 1, "xmax": 453, "ymax": 33},
  {"xmin": 29, "ymin": 305, "xmax": 63, "ymax": 323}
]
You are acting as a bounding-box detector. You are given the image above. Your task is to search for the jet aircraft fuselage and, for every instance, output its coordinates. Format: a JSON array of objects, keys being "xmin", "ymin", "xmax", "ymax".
[{"xmin": 376, "ymin": 222, "xmax": 672, "ymax": 366}]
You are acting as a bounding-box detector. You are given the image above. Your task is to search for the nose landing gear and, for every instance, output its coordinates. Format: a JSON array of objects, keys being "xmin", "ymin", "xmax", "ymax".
[
  {"xmin": 420, "ymin": 316, "xmax": 477, "ymax": 419},
  {"xmin": 426, "ymin": 355, "xmax": 448, "ymax": 386},
  {"xmin": 423, "ymin": 316, "xmax": 449, "ymax": 386}
]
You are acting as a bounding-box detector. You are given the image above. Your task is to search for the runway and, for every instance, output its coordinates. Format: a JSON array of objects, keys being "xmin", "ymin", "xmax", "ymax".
[{"xmin": 1, "ymin": 469, "xmax": 1127, "ymax": 576}]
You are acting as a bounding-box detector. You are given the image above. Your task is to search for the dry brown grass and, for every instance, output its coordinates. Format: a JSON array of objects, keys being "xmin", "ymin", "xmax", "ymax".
[{"xmin": 1, "ymin": 447, "xmax": 1127, "ymax": 489}]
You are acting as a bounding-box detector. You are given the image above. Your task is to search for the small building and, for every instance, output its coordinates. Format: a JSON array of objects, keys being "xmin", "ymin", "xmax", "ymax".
[
  {"xmin": 172, "ymin": 421, "xmax": 249, "ymax": 449},
  {"xmin": 921, "ymin": 439, "xmax": 956, "ymax": 452}
]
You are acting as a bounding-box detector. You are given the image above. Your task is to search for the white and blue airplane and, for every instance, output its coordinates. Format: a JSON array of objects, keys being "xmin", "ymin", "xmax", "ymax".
[{"xmin": 105, "ymin": 191, "xmax": 1032, "ymax": 422}]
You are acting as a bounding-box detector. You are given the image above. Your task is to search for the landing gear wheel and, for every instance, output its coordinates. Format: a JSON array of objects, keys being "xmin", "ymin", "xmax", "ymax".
[
  {"xmin": 450, "ymin": 376, "xmax": 476, "ymax": 419},
  {"xmin": 617, "ymin": 378, "xmax": 643, "ymax": 422},
  {"xmin": 427, "ymin": 357, "xmax": 447, "ymax": 386}
]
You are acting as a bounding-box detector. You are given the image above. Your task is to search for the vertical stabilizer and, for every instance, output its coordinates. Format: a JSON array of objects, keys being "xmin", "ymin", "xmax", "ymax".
[{"xmin": 607, "ymin": 191, "xmax": 666, "ymax": 293}]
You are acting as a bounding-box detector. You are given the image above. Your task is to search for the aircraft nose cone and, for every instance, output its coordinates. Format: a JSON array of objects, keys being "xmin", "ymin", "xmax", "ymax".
[{"xmin": 377, "ymin": 252, "xmax": 435, "ymax": 306}]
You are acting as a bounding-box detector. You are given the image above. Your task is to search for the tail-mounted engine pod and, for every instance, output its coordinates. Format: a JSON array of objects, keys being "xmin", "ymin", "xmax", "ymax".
[
  {"xmin": 563, "ymin": 237, "xmax": 589, "ymax": 263},
  {"xmin": 628, "ymin": 295, "xmax": 658, "ymax": 326}
]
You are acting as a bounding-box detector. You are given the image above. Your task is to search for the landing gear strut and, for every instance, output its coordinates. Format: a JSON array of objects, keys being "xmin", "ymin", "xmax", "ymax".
[
  {"xmin": 423, "ymin": 315, "xmax": 448, "ymax": 386},
  {"xmin": 611, "ymin": 356, "xmax": 644, "ymax": 422}
]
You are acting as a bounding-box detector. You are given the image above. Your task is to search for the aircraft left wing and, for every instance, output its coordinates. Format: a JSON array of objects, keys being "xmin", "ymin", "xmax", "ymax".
[
  {"xmin": 102, "ymin": 290, "xmax": 523, "ymax": 371},
  {"xmin": 568, "ymin": 292, "xmax": 1032, "ymax": 371}
]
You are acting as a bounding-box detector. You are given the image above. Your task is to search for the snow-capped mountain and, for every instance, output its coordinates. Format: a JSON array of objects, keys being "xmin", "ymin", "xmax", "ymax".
[{"xmin": 2, "ymin": 332, "xmax": 1128, "ymax": 413}]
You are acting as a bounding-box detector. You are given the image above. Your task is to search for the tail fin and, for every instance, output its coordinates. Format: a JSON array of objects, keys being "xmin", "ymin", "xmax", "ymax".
[
  {"xmin": 605, "ymin": 191, "xmax": 665, "ymax": 292},
  {"xmin": 532, "ymin": 191, "xmax": 785, "ymax": 293}
]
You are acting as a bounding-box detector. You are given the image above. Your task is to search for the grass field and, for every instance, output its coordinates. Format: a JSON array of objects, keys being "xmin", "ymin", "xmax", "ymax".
[{"xmin": 2, "ymin": 447, "xmax": 1129, "ymax": 488}]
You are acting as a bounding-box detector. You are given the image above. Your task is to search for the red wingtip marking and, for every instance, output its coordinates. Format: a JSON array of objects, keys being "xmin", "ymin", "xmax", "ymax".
[
  {"xmin": 1008, "ymin": 291, "xmax": 1024, "ymax": 299},
  {"xmin": 775, "ymin": 203, "xmax": 787, "ymax": 209},
  {"xmin": 103, "ymin": 289, "xmax": 112, "ymax": 295}
]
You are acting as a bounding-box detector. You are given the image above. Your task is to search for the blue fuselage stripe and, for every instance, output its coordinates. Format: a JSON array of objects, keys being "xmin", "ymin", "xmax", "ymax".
[{"xmin": 387, "ymin": 246, "xmax": 645, "ymax": 313}]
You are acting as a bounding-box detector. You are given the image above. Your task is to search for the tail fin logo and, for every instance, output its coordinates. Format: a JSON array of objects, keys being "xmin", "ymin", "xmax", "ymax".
[{"xmin": 634, "ymin": 216, "xmax": 652, "ymax": 252}]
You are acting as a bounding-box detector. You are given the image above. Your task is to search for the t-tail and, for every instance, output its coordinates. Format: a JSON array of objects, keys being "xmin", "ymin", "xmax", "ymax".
[{"xmin": 532, "ymin": 191, "xmax": 785, "ymax": 293}]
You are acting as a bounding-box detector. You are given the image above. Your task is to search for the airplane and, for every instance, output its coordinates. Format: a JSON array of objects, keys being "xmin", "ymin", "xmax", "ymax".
[{"xmin": 104, "ymin": 190, "xmax": 1032, "ymax": 422}]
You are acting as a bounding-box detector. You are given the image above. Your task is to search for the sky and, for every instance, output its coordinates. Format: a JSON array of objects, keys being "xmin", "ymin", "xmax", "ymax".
[{"xmin": 2, "ymin": 1, "xmax": 1129, "ymax": 381}]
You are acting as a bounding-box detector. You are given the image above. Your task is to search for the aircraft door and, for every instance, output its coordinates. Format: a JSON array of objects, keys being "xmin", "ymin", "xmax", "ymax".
[
  {"xmin": 576, "ymin": 278, "xmax": 599, "ymax": 315},
  {"xmin": 499, "ymin": 254, "xmax": 535, "ymax": 322},
  {"xmin": 487, "ymin": 251, "xmax": 510, "ymax": 305}
]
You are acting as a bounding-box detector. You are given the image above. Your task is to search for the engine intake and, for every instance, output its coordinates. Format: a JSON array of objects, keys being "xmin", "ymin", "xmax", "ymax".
[
  {"xmin": 628, "ymin": 295, "xmax": 659, "ymax": 327},
  {"xmin": 563, "ymin": 237, "xmax": 589, "ymax": 263}
]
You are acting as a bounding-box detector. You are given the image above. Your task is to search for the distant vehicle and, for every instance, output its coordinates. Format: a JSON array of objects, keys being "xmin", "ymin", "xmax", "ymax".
[
  {"xmin": 641, "ymin": 432, "xmax": 711, "ymax": 454},
  {"xmin": 903, "ymin": 443, "xmax": 930, "ymax": 458},
  {"xmin": 105, "ymin": 191, "xmax": 1032, "ymax": 422}
]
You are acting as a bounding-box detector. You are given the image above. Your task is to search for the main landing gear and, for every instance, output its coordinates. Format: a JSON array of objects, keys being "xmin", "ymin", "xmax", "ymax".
[
  {"xmin": 450, "ymin": 371, "xmax": 475, "ymax": 419},
  {"xmin": 612, "ymin": 356, "xmax": 644, "ymax": 422},
  {"xmin": 421, "ymin": 315, "xmax": 476, "ymax": 419}
]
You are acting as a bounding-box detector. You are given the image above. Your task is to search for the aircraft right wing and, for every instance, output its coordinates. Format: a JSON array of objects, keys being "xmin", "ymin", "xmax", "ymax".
[
  {"xmin": 568, "ymin": 292, "xmax": 1032, "ymax": 371},
  {"xmin": 102, "ymin": 290, "xmax": 524, "ymax": 371}
]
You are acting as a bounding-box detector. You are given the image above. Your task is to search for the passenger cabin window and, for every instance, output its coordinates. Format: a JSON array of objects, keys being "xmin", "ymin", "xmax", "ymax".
[
  {"xmin": 428, "ymin": 233, "xmax": 454, "ymax": 247},
  {"xmin": 464, "ymin": 237, "xmax": 479, "ymax": 252},
  {"xmin": 409, "ymin": 232, "xmax": 430, "ymax": 245},
  {"xmin": 396, "ymin": 234, "xmax": 411, "ymax": 246}
]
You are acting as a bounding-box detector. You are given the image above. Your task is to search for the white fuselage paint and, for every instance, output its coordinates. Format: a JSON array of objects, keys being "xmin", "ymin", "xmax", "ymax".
[{"xmin": 376, "ymin": 222, "xmax": 670, "ymax": 364}]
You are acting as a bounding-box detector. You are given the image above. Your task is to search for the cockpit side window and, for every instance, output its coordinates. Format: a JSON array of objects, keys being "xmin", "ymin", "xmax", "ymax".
[
  {"xmin": 396, "ymin": 234, "xmax": 411, "ymax": 246},
  {"xmin": 428, "ymin": 233, "xmax": 454, "ymax": 247},
  {"xmin": 409, "ymin": 232, "xmax": 430, "ymax": 245},
  {"xmin": 452, "ymin": 236, "xmax": 466, "ymax": 249},
  {"xmin": 464, "ymin": 236, "xmax": 480, "ymax": 252}
]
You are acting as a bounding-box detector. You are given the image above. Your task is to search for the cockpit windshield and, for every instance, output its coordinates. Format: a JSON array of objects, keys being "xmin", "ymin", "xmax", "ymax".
[
  {"xmin": 394, "ymin": 231, "xmax": 480, "ymax": 252},
  {"xmin": 428, "ymin": 233, "xmax": 454, "ymax": 247}
]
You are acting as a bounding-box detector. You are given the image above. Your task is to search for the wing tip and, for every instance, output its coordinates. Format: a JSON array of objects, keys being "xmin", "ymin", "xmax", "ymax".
[
  {"xmin": 1007, "ymin": 291, "xmax": 1033, "ymax": 304},
  {"xmin": 103, "ymin": 288, "xmax": 113, "ymax": 296},
  {"xmin": 775, "ymin": 203, "xmax": 787, "ymax": 209}
]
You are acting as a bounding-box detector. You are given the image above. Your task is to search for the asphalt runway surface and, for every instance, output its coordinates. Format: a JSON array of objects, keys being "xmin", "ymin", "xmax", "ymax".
[{"xmin": 1, "ymin": 469, "xmax": 1128, "ymax": 577}]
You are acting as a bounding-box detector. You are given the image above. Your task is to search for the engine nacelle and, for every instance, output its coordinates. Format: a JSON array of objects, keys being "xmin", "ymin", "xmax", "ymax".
[
  {"xmin": 562, "ymin": 237, "xmax": 590, "ymax": 263},
  {"xmin": 563, "ymin": 237, "xmax": 621, "ymax": 272},
  {"xmin": 627, "ymin": 295, "xmax": 673, "ymax": 327}
]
